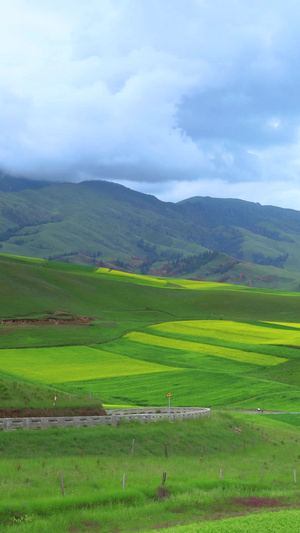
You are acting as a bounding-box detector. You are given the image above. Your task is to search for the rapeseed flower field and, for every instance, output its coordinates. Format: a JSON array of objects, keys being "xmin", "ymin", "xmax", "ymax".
[
  {"xmin": 149, "ymin": 319, "xmax": 300, "ymax": 346},
  {"xmin": 125, "ymin": 331, "xmax": 286, "ymax": 366},
  {"xmin": 0, "ymin": 345, "xmax": 179, "ymax": 384}
]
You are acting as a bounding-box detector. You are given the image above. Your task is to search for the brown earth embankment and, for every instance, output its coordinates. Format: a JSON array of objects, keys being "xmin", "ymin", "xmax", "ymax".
[{"xmin": 0, "ymin": 406, "xmax": 107, "ymax": 418}]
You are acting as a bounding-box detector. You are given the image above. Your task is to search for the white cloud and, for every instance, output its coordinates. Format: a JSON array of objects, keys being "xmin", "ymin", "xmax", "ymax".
[{"xmin": 1, "ymin": 1, "xmax": 300, "ymax": 207}]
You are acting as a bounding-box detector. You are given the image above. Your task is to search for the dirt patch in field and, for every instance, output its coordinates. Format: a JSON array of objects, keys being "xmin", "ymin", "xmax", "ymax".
[
  {"xmin": 232, "ymin": 496, "xmax": 288, "ymax": 508},
  {"xmin": 200, "ymin": 495, "xmax": 299, "ymax": 521},
  {"xmin": 0, "ymin": 405, "xmax": 107, "ymax": 418},
  {"xmin": 1, "ymin": 313, "xmax": 93, "ymax": 326}
]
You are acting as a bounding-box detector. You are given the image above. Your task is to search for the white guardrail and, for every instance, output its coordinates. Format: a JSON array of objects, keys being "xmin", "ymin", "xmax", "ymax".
[{"xmin": 0, "ymin": 407, "xmax": 210, "ymax": 431}]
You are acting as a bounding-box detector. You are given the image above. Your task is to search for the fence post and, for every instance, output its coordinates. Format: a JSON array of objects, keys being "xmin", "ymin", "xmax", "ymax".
[
  {"xmin": 261, "ymin": 463, "xmax": 265, "ymax": 483},
  {"xmin": 59, "ymin": 470, "xmax": 65, "ymax": 496}
]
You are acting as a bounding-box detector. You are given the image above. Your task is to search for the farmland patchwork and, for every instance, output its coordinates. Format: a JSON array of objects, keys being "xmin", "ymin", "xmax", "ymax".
[
  {"xmin": 1, "ymin": 318, "xmax": 299, "ymax": 408},
  {"xmin": 2, "ymin": 257, "xmax": 300, "ymax": 533},
  {"xmin": 124, "ymin": 330, "xmax": 286, "ymax": 366}
]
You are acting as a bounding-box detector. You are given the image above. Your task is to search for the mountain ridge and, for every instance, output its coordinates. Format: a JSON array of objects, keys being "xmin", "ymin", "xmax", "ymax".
[{"xmin": 1, "ymin": 175, "xmax": 300, "ymax": 289}]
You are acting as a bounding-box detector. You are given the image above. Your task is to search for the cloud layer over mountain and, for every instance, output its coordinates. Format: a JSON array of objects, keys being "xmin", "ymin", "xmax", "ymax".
[{"xmin": 1, "ymin": 0, "xmax": 300, "ymax": 208}]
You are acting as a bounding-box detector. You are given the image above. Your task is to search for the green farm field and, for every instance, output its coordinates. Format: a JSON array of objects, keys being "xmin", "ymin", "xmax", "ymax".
[
  {"xmin": 1, "ymin": 253, "xmax": 300, "ymax": 410},
  {"xmin": 1, "ymin": 254, "xmax": 300, "ymax": 531}
]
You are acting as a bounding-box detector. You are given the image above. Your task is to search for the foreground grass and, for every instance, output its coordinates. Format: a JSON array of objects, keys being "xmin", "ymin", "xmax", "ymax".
[
  {"xmin": 2, "ymin": 489, "xmax": 300, "ymax": 533},
  {"xmin": 1, "ymin": 413, "xmax": 300, "ymax": 532},
  {"xmin": 147, "ymin": 509, "xmax": 300, "ymax": 533}
]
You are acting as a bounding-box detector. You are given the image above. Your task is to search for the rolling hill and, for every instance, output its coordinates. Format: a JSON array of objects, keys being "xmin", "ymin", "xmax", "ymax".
[
  {"xmin": 1, "ymin": 253, "xmax": 300, "ymax": 411},
  {"xmin": 2, "ymin": 175, "xmax": 300, "ymax": 289},
  {"xmin": 2, "ymin": 253, "xmax": 300, "ymax": 532}
]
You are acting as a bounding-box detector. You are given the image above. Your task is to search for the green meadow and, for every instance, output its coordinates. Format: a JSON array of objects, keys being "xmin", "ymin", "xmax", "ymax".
[
  {"xmin": 1, "ymin": 412, "xmax": 300, "ymax": 532},
  {"xmin": 1, "ymin": 253, "xmax": 300, "ymax": 531},
  {"xmin": 1, "ymin": 253, "xmax": 300, "ymax": 410}
]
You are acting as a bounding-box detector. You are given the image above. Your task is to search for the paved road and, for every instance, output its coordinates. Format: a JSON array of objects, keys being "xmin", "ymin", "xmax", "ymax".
[{"xmin": 222, "ymin": 409, "xmax": 300, "ymax": 415}]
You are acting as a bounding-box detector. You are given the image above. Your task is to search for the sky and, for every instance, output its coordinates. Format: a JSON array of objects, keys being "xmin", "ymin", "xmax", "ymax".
[{"xmin": 1, "ymin": 0, "xmax": 300, "ymax": 209}]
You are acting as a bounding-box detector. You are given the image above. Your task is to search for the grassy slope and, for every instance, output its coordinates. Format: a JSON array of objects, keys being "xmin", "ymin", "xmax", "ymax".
[
  {"xmin": 197, "ymin": 253, "xmax": 300, "ymax": 291},
  {"xmin": 3, "ymin": 180, "xmax": 300, "ymax": 289},
  {"xmin": 1, "ymin": 254, "xmax": 300, "ymax": 410},
  {"xmin": 2, "ymin": 254, "xmax": 300, "ymax": 322},
  {"xmin": 0, "ymin": 181, "xmax": 205, "ymax": 262},
  {"xmin": 1, "ymin": 412, "xmax": 300, "ymax": 532},
  {"xmin": 1, "ymin": 255, "xmax": 300, "ymax": 531}
]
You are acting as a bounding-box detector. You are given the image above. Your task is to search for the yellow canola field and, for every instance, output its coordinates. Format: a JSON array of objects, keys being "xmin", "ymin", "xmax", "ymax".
[
  {"xmin": 125, "ymin": 332, "xmax": 286, "ymax": 366},
  {"xmin": 95, "ymin": 268, "xmax": 230, "ymax": 290},
  {"xmin": 265, "ymin": 321, "xmax": 300, "ymax": 329},
  {"xmin": 0, "ymin": 346, "xmax": 179, "ymax": 384},
  {"xmin": 172, "ymin": 280, "xmax": 231, "ymax": 290},
  {"xmin": 150, "ymin": 320, "xmax": 300, "ymax": 346},
  {"xmin": 95, "ymin": 268, "xmax": 168, "ymax": 285}
]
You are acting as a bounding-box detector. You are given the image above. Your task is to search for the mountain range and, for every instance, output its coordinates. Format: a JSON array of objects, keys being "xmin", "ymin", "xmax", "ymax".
[{"xmin": 1, "ymin": 174, "xmax": 300, "ymax": 290}]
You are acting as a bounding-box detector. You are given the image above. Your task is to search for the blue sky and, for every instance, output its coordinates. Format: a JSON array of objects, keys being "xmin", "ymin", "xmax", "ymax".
[{"xmin": 1, "ymin": 0, "xmax": 300, "ymax": 208}]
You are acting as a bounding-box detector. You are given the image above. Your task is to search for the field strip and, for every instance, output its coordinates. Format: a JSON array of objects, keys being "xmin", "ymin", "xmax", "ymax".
[
  {"xmin": 0, "ymin": 253, "xmax": 46, "ymax": 263},
  {"xmin": 95, "ymin": 268, "xmax": 169, "ymax": 286},
  {"xmin": 94, "ymin": 269, "xmax": 239, "ymax": 290},
  {"xmin": 265, "ymin": 321, "xmax": 300, "ymax": 329},
  {"xmin": 0, "ymin": 346, "xmax": 180, "ymax": 384},
  {"xmin": 171, "ymin": 280, "xmax": 232, "ymax": 289},
  {"xmin": 149, "ymin": 320, "xmax": 300, "ymax": 346},
  {"xmin": 125, "ymin": 332, "xmax": 287, "ymax": 366}
]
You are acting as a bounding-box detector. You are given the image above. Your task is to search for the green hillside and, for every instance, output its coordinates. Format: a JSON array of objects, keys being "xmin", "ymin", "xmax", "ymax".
[
  {"xmin": 1, "ymin": 254, "xmax": 300, "ymax": 410},
  {"xmin": 0, "ymin": 178, "xmax": 206, "ymax": 267},
  {"xmin": 178, "ymin": 196, "xmax": 300, "ymax": 270},
  {"xmin": 1, "ymin": 254, "xmax": 300, "ymax": 532},
  {"xmin": 2, "ymin": 177, "xmax": 300, "ymax": 289}
]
